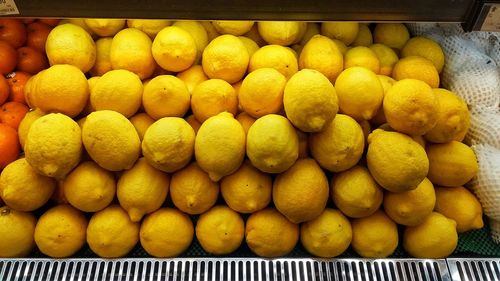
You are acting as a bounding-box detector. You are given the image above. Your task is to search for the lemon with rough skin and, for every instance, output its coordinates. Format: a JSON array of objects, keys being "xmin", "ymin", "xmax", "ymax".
[
  {"xmin": 90, "ymin": 69, "xmax": 143, "ymax": 118},
  {"xmin": 117, "ymin": 158, "xmax": 170, "ymax": 222},
  {"xmin": 383, "ymin": 178, "xmax": 436, "ymax": 226},
  {"xmin": 46, "ymin": 23, "xmax": 96, "ymax": 72},
  {"xmin": 185, "ymin": 115, "xmax": 201, "ymax": 134},
  {"xmin": 238, "ymin": 36, "xmax": 260, "ymax": 59},
  {"xmin": 129, "ymin": 113, "xmax": 155, "ymax": 140},
  {"xmin": 247, "ymin": 114, "xmax": 299, "ymax": 173},
  {"xmin": 236, "ymin": 112, "xmax": 256, "ymax": 134},
  {"xmin": 299, "ymin": 23, "xmax": 320, "ymax": 45},
  {"xmin": 367, "ymin": 129, "xmax": 429, "ymax": 192},
  {"xmin": 140, "ymin": 208, "xmax": 194, "ymax": 257},
  {"xmin": 344, "ymin": 46, "xmax": 380, "ymax": 74},
  {"xmin": 424, "ymin": 88, "xmax": 470, "ymax": 143},
  {"xmin": 370, "ymin": 75, "xmax": 396, "ymax": 126},
  {"xmin": 352, "ymin": 24, "xmax": 373, "ymax": 47},
  {"xmin": 90, "ymin": 38, "xmax": 112, "ymax": 76},
  {"xmin": 284, "ymin": 69, "xmax": 338, "ymax": 132},
  {"xmin": 404, "ymin": 212, "xmax": 458, "ymax": 258},
  {"xmin": 243, "ymin": 24, "xmax": 266, "ymax": 46},
  {"xmin": 331, "ymin": 165, "xmax": 383, "ymax": 218},
  {"xmin": 213, "ymin": 21, "xmax": 254, "ymax": 35},
  {"xmin": 25, "ymin": 113, "xmax": 82, "ymax": 178},
  {"xmin": 258, "ymin": 21, "xmax": 307, "ymax": 46},
  {"xmin": 321, "ymin": 22, "xmax": 359, "ymax": 45},
  {"xmin": 273, "ymin": 158, "xmax": 329, "ymax": 223},
  {"xmin": 83, "ymin": 110, "xmax": 141, "ymax": 171},
  {"xmin": 373, "ymin": 23, "xmax": 410, "ymax": 50},
  {"xmin": 370, "ymin": 44, "xmax": 399, "ymax": 76},
  {"xmin": 202, "ymin": 34, "xmax": 249, "ymax": 83},
  {"xmin": 201, "ymin": 21, "xmax": 221, "ymax": 41},
  {"xmin": 392, "ymin": 56, "xmax": 440, "ymax": 88},
  {"xmin": 0, "ymin": 207, "xmax": 36, "ymax": 257},
  {"xmin": 176, "ymin": 65, "xmax": 208, "ymax": 94},
  {"xmin": 173, "ymin": 21, "xmax": 209, "ymax": 63},
  {"xmin": 351, "ymin": 210, "xmax": 398, "ymax": 258},
  {"xmin": 63, "ymin": 161, "xmax": 115, "ymax": 212},
  {"xmin": 142, "ymin": 117, "xmax": 195, "ymax": 172},
  {"xmin": 34, "ymin": 205, "xmax": 87, "ymax": 258},
  {"xmin": 191, "ymin": 79, "xmax": 238, "ymax": 122},
  {"xmin": 299, "ymin": 34, "xmax": 344, "ymax": 82},
  {"xmin": 196, "ymin": 205, "xmax": 245, "ymax": 255},
  {"xmin": 0, "ymin": 158, "xmax": 56, "ymax": 212},
  {"xmin": 221, "ymin": 160, "xmax": 272, "ymax": 214},
  {"xmin": 435, "ymin": 186, "xmax": 484, "ymax": 233},
  {"xmin": 170, "ymin": 162, "xmax": 219, "ymax": 215},
  {"xmin": 87, "ymin": 205, "xmax": 139, "ymax": 258},
  {"xmin": 249, "ymin": 45, "xmax": 298, "ymax": 79},
  {"xmin": 426, "ymin": 141, "xmax": 478, "ymax": 187},
  {"xmin": 142, "ymin": 75, "xmax": 190, "ymax": 119},
  {"xmin": 301, "ymin": 209, "xmax": 352, "ymax": 258},
  {"xmin": 310, "ymin": 114, "xmax": 365, "ymax": 172},
  {"xmin": 84, "ymin": 18, "xmax": 125, "ymax": 36},
  {"xmin": 401, "ymin": 36, "xmax": 445, "ymax": 73},
  {"xmin": 18, "ymin": 109, "xmax": 45, "ymax": 148},
  {"xmin": 384, "ymin": 79, "xmax": 438, "ymax": 135},
  {"xmin": 246, "ymin": 208, "xmax": 299, "ymax": 257},
  {"xmin": 127, "ymin": 19, "xmax": 172, "ymax": 39},
  {"xmin": 152, "ymin": 26, "xmax": 197, "ymax": 72},
  {"xmin": 334, "ymin": 66, "xmax": 384, "ymax": 120}
]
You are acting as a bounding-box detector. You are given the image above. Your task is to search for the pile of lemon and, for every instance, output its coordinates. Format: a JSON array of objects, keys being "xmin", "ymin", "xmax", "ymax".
[{"xmin": 0, "ymin": 20, "xmax": 483, "ymax": 259}]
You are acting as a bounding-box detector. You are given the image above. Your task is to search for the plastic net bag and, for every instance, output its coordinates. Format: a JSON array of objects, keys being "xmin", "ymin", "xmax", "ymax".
[{"xmin": 465, "ymin": 106, "xmax": 500, "ymax": 148}]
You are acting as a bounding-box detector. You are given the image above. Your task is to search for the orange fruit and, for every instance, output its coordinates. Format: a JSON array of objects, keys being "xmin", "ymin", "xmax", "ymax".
[
  {"xmin": 0, "ymin": 102, "xmax": 29, "ymax": 130},
  {"xmin": 6, "ymin": 71, "xmax": 31, "ymax": 105},
  {"xmin": 0, "ymin": 40, "xmax": 17, "ymax": 75},
  {"xmin": 0, "ymin": 75, "xmax": 9, "ymax": 105},
  {"xmin": 17, "ymin": 46, "xmax": 48, "ymax": 75},
  {"xmin": 26, "ymin": 22, "xmax": 52, "ymax": 53},
  {"xmin": 0, "ymin": 123, "xmax": 20, "ymax": 169},
  {"xmin": 0, "ymin": 19, "xmax": 27, "ymax": 48}
]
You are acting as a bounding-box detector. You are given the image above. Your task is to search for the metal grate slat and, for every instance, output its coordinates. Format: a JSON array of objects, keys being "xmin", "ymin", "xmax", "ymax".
[{"xmin": 447, "ymin": 258, "xmax": 500, "ymax": 281}]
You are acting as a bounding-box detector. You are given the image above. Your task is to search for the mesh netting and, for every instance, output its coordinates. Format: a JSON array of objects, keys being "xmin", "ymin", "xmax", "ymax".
[{"xmin": 465, "ymin": 106, "xmax": 500, "ymax": 148}]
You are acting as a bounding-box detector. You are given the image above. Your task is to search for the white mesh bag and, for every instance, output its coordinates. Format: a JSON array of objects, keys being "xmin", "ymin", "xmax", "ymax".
[{"xmin": 465, "ymin": 106, "xmax": 500, "ymax": 148}]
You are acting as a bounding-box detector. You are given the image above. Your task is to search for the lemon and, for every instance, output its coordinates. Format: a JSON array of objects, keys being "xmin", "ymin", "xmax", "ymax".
[
  {"xmin": 401, "ymin": 36, "xmax": 445, "ymax": 73},
  {"xmin": 321, "ymin": 22, "xmax": 359, "ymax": 45},
  {"xmin": 90, "ymin": 69, "xmax": 143, "ymax": 118},
  {"xmin": 170, "ymin": 162, "xmax": 219, "ymax": 215},
  {"xmin": 140, "ymin": 208, "xmax": 194, "ymax": 257},
  {"xmin": 284, "ymin": 69, "xmax": 338, "ymax": 132},
  {"xmin": 384, "ymin": 79, "xmax": 439, "ymax": 135},
  {"xmin": 18, "ymin": 109, "xmax": 45, "ymax": 148},
  {"xmin": 25, "ymin": 113, "xmax": 82, "ymax": 178},
  {"xmin": 426, "ymin": 141, "xmax": 478, "ymax": 187},
  {"xmin": 249, "ymin": 45, "xmax": 298, "ymax": 79},
  {"xmin": 238, "ymin": 36, "xmax": 260, "ymax": 57},
  {"xmin": 173, "ymin": 21, "xmax": 209, "ymax": 63},
  {"xmin": 299, "ymin": 34, "xmax": 344, "ymax": 82},
  {"xmin": 213, "ymin": 21, "xmax": 254, "ymax": 35},
  {"xmin": 185, "ymin": 114, "xmax": 201, "ymax": 134},
  {"xmin": 344, "ymin": 46, "xmax": 380, "ymax": 74},
  {"xmin": 117, "ymin": 158, "xmax": 170, "ymax": 222},
  {"xmin": 142, "ymin": 75, "xmax": 190, "ymax": 119},
  {"xmin": 32, "ymin": 64, "xmax": 89, "ymax": 117},
  {"xmin": 110, "ymin": 28, "xmax": 155, "ymax": 80},
  {"xmin": 0, "ymin": 207, "xmax": 36, "ymax": 257},
  {"xmin": 392, "ymin": 56, "xmax": 440, "ymax": 88},
  {"xmin": 51, "ymin": 181, "xmax": 68, "ymax": 205},
  {"xmin": 84, "ymin": 18, "xmax": 125, "ymax": 36},
  {"xmin": 63, "ymin": 161, "xmax": 115, "ymax": 212},
  {"xmin": 257, "ymin": 21, "xmax": 307, "ymax": 46},
  {"xmin": 299, "ymin": 23, "xmax": 320, "ymax": 46},
  {"xmin": 273, "ymin": 158, "xmax": 329, "ymax": 223},
  {"xmin": 310, "ymin": 114, "xmax": 364, "ymax": 172},
  {"xmin": 239, "ymin": 68, "xmax": 286, "ymax": 118},
  {"xmin": 87, "ymin": 205, "xmax": 139, "ymax": 258},
  {"xmin": 201, "ymin": 21, "xmax": 221, "ymax": 41},
  {"xmin": 0, "ymin": 158, "xmax": 55, "ymax": 212},
  {"xmin": 195, "ymin": 112, "xmax": 246, "ymax": 181},
  {"xmin": 358, "ymin": 119, "xmax": 371, "ymax": 143},
  {"xmin": 247, "ymin": 114, "xmax": 299, "ymax": 173},
  {"xmin": 403, "ymin": 212, "xmax": 458, "ymax": 258},
  {"xmin": 127, "ymin": 19, "xmax": 172, "ymax": 39},
  {"xmin": 331, "ymin": 39, "xmax": 348, "ymax": 55},
  {"xmin": 383, "ymin": 178, "xmax": 436, "ymax": 226},
  {"xmin": 351, "ymin": 210, "xmax": 398, "ymax": 258},
  {"xmin": 243, "ymin": 24, "xmax": 267, "ymax": 46},
  {"xmin": 83, "ymin": 110, "xmax": 141, "ymax": 171},
  {"xmin": 196, "ymin": 205, "xmax": 244, "ymax": 255},
  {"xmin": 301, "ymin": 209, "xmax": 352, "ymax": 258},
  {"xmin": 24, "ymin": 71, "xmax": 41, "ymax": 109},
  {"xmin": 424, "ymin": 88, "xmax": 470, "ymax": 143},
  {"xmin": 370, "ymin": 74, "xmax": 396, "ymax": 126},
  {"xmin": 370, "ymin": 44, "xmax": 399, "ymax": 76},
  {"xmin": 367, "ymin": 129, "xmax": 429, "ymax": 192},
  {"xmin": 142, "ymin": 117, "xmax": 195, "ymax": 172},
  {"xmin": 435, "ymin": 186, "xmax": 483, "ymax": 233},
  {"xmin": 152, "ymin": 26, "xmax": 197, "ymax": 72},
  {"xmin": 352, "ymin": 24, "xmax": 373, "ymax": 46},
  {"xmin": 373, "ymin": 23, "xmax": 410, "ymax": 50},
  {"xmin": 202, "ymin": 34, "xmax": 249, "ymax": 83},
  {"xmin": 59, "ymin": 18, "xmax": 95, "ymax": 35},
  {"xmin": 191, "ymin": 79, "xmax": 238, "ymax": 122},
  {"xmin": 334, "ymin": 66, "xmax": 384, "ymax": 120},
  {"xmin": 236, "ymin": 112, "xmax": 256, "ymax": 134},
  {"xmin": 246, "ymin": 208, "xmax": 299, "ymax": 257},
  {"xmin": 89, "ymin": 38, "xmax": 112, "ymax": 76},
  {"xmin": 176, "ymin": 64, "xmax": 208, "ymax": 94},
  {"xmin": 129, "ymin": 113, "xmax": 155, "ymax": 140},
  {"xmin": 46, "ymin": 23, "xmax": 96, "ymax": 72},
  {"xmin": 34, "ymin": 204, "xmax": 87, "ymax": 258}
]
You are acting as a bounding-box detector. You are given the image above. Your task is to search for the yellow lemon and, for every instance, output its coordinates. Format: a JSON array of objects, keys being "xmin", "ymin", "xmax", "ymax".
[
  {"xmin": 373, "ymin": 23, "xmax": 410, "ymax": 50},
  {"xmin": 299, "ymin": 34, "xmax": 344, "ymax": 82},
  {"xmin": 296, "ymin": 129, "xmax": 309, "ymax": 159},
  {"xmin": 0, "ymin": 207, "xmax": 36, "ymax": 257},
  {"xmin": 403, "ymin": 212, "xmax": 458, "ymax": 258},
  {"xmin": 196, "ymin": 205, "xmax": 244, "ymax": 255},
  {"xmin": 370, "ymin": 43, "xmax": 399, "ymax": 76},
  {"xmin": 257, "ymin": 21, "xmax": 307, "ymax": 46},
  {"xmin": 249, "ymin": 44, "xmax": 298, "ymax": 79},
  {"xmin": 435, "ymin": 186, "xmax": 484, "ymax": 233},
  {"xmin": 84, "ymin": 18, "xmax": 125, "ymax": 36},
  {"xmin": 58, "ymin": 18, "xmax": 94, "ymax": 35},
  {"xmin": 213, "ymin": 21, "xmax": 254, "ymax": 35},
  {"xmin": 142, "ymin": 75, "xmax": 190, "ymax": 119},
  {"xmin": 358, "ymin": 119, "xmax": 371, "ymax": 143},
  {"xmin": 34, "ymin": 205, "xmax": 87, "ymax": 258},
  {"xmin": 383, "ymin": 178, "xmax": 436, "ymax": 226},
  {"xmin": 344, "ymin": 46, "xmax": 380, "ymax": 73},
  {"xmin": 129, "ymin": 113, "xmax": 155, "ymax": 140},
  {"xmin": 392, "ymin": 56, "xmax": 440, "ymax": 88},
  {"xmin": 17, "ymin": 109, "xmax": 45, "ymax": 149},
  {"xmin": 140, "ymin": 208, "xmax": 194, "ymax": 257},
  {"xmin": 173, "ymin": 21, "xmax": 209, "ymax": 64},
  {"xmin": 236, "ymin": 112, "xmax": 256, "ymax": 135},
  {"xmin": 426, "ymin": 141, "xmax": 478, "ymax": 187},
  {"xmin": 90, "ymin": 37, "xmax": 113, "ymax": 76},
  {"xmin": 332, "ymin": 39, "xmax": 348, "ymax": 55},
  {"xmin": 299, "ymin": 22, "xmax": 320, "ymax": 46},
  {"xmin": 170, "ymin": 162, "xmax": 219, "ymax": 215},
  {"xmin": 87, "ymin": 205, "xmax": 139, "ymax": 258},
  {"xmin": 127, "ymin": 19, "xmax": 171, "ymax": 38},
  {"xmin": 152, "ymin": 26, "xmax": 197, "ymax": 72},
  {"xmin": 246, "ymin": 208, "xmax": 299, "ymax": 257},
  {"xmin": 238, "ymin": 36, "xmax": 260, "ymax": 57},
  {"xmin": 176, "ymin": 64, "xmax": 208, "ymax": 94},
  {"xmin": 370, "ymin": 74, "xmax": 396, "ymax": 126},
  {"xmin": 367, "ymin": 129, "xmax": 429, "ymax": 192},
  {"xmin": 185, "ymin": 114, "xmax": 202, "ymax": 134},
  {"xmin": 301, "ymin": 209, "xmax": 352, "ymax": 258},
  {"xmin": 243, "ymin": 24, "xmax": 266, "ymax": 46},
  {"xmin": 191, "ymin": 79, "xmax": 238, "ymax": 122},
  {"xmin": 201, "ymin": 21, "xmax": 221, "ymax": 41},
  {"xmin": 202, "ymin": 34, "xmax": 249, "ymax": 83},
  {"xmin": 401, "ymin": 36, "xmax": 445, "ymax": 73},
  {"xmin": 352, "ymin": 24, "xmax": 373, "ymax": 46},
  {"xmin": 321, "ymin": 22, "xmax": 359, "ymax": 45}
]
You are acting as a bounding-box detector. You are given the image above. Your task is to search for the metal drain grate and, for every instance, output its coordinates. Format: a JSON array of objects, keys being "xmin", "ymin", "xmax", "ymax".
[
  {"xmin": 0, "ymin": 258, "xmax": 451, "ymax": 281},
  {"xmin": 447, "ymin": 258, "xmax": 500, "ymax": 281}
]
